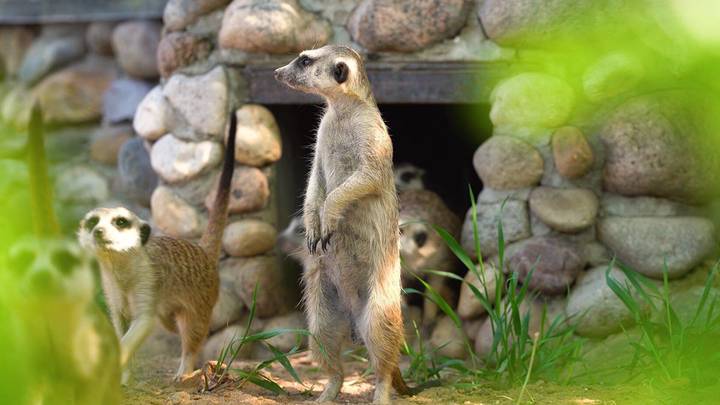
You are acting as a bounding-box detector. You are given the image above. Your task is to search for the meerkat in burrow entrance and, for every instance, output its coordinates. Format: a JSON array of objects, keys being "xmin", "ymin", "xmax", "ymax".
[
  {"xmin": 77, "ymin": 112, "xmax": 237, "ymax": 383},
  {"xmin": 275, "ymin": 45, "xmax": 409, "ymax": 404}
]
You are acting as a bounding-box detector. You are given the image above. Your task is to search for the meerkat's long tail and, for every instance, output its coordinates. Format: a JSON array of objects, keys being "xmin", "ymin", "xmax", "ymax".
[
  {"xmin": 199, "ymin": 110, "xmax": 236, "ymax": 261},
  {"xmin": 27, "ymin": 104, "xmax": 61, "ymax": 238},
  {"xmin": 393, "ymin": 366, "xmax": 442, "ymax": 396}
]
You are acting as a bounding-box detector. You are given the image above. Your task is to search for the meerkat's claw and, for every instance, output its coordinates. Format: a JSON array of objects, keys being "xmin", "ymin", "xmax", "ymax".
[
  {"xmin": 321, "ymin": 233, "xmax": 333, "ymax": 252},
  {"xmin": 308, "ymin": 237, "xmax": 320, "ymax": 254}
]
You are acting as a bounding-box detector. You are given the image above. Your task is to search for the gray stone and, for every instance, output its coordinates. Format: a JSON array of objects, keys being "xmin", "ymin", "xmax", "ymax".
[
  {"xmin": 347, "ymin": 0, "xmax": 472, "ymax": 52},
  {"xmin": 262, "ymin": 311, "xmax": 307, "ymax": 352},
  {"xmin": 56, "ymin": 166, "xmax": 109, "ymax": 204},
  {"xmin": 430, "ymin": 316, "xmax": 467, "ymax": 359},
  {"xmin": 85, "ymin": 22, "xmax": 116, "ymax": 56},
  {"xmin": 157, "ymin": 32, "xmax": 211, "ymax": 78},
  {"xmin": 90, "ymin": 125, "xmax": 133, "ymax": 165},
  {"xmin": 506, "ymin": 236, "xmax": 585, "ymax": 295},
  {"xmin": 457, "ymin": 263, "xmax": 501, "ymax": 319},
  {"xmin": 664, "ymin": 286, "xmax": 720, "ymax": 326},
  {"xmin": 18, "ymin": 34, "xmax": 86, "ymax": 84},
  {"xmin": 529, "ymin": 187, "xmax": 598, "ymax": 233},
  {"xmin": 567, "ymin": 266, "xmax": 638, "ymax": 338},
  {"xmin": 163, "ymin": 66, "xmax": 228, "ymax": 140},
  {"xmin": 118, "ymin": 137, "xmax": 158, "ymax": 207},
  {"xmin": 222, "ymin": 219, "xmax": 277, "ymax": 257},
  {"xmin": 102, "ymin": 78, "xmax": 152, "ymax": 124},
  {"xmin": 0, "ymin": 27, "xmax": 35, "ymax": 76},
  {"xmin": 233, "ymin": 105, "xmax": 282, "ymax": 167},
  {"xmin": 477, "ymin": 187, "xmax": 532, "ymax": 203},
  {"xmin": 205, "ymin": 166, "xmax": 270, "ymax": 214},
  {"xmin": 218, "ymin": 0, "xmax": 332, "ymax": 54},
  {"xmin": 583, "ymin": 53, "xmax": 643, "ymax": 103},
  {"xmin": 151, "ymin": 186, "xmax": 206, "ymax": 239},
  {"xmin": 164, "ymin": 0, "xmax": 231, "ymax": 32},
  {"xmin": 171, "ymin": 171, "xmax": 217, "ymax": 207},
  {"xmin": 473, "ymin": 136, "xmax": 544, "ymax": 190},
  {"xmin": 210, "ymin": 279, "xmax": 245, "ymax": 333},
  {"xmin": 226, "ymin": 255, "xmax": 296, "ymax": 318},
  {"xmin": 460, "ymin": 199, "xmax": 530, "ymax": 259},
  {"xmin": 581, "ymin": 241, "xmax": 611, "ymax": 267},
  {"xmin": 600, "ymin": 92, "xmax": 720, "ymax": 203},
  {"xmin": 111, "ymin": 21, "xmax": 161, "ymax": 79},
  {"xmin": 600, "ymin": 193, "xmax": 689, "ymax": 218},
  {"xmin": 133, "ymin": 86, "xmax": 174, "ymax": 141},
  {"xmin": 202, "ymin": 322, "xmax": 258, "ymax": 363},
  {"xmin": 598, "ymin": 217, "xmax": 715, "ymax": 279},
  {"xmin": 490, "ymin": 73, "xmax": 574, "ymax": 129},
  {"xmin": 150, "ymin": 135, "xmax": 223, "ymax": 183}
]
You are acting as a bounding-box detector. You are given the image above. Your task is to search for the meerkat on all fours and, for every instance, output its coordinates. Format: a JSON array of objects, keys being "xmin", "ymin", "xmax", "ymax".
[
  {"xmin": 275, "ymin": 45, "xmax": 410, "ymax": 404},
  {"xmin": 78, "ymin": 112, "xmax": 237, "ymax": 384}
]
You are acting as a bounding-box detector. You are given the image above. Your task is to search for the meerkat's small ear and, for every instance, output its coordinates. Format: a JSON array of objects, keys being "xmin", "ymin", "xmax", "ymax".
[
  {"xmin": 140, "ymin": 223, "xmax": 151, "ymax": 245},
  {"xmin": 334, "ymin": 61, "xmax": 348, "ymax": 84}
]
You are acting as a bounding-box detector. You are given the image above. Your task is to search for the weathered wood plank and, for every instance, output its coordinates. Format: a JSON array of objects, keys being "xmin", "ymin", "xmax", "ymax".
[
  {"xmin": 0, "ymin": 0, "xmax": 166, "ymax": 23},
  {"xmin": 244, "ymin": 62, "xmax": 519, "ymax": 105}
]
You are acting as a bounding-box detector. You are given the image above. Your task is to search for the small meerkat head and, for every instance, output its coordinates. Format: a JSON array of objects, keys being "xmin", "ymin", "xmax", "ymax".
[
  {"xmin": 277, "ymin": 216, "xmax": 306, "ymax": 262},
  {"xmin": 399, "ymin": 222, "xmax": 440, "ymax": 273},
  {"xmin": 274, "ymin": 45, "xmax": 369, "ymax": 100},
  {"xmin": 78, "ymin": 207, "xmax": 151, "ymax": 253},
  {"xmin": 394, "ymin": 163, "xmax": 426, "ymax": 192}
]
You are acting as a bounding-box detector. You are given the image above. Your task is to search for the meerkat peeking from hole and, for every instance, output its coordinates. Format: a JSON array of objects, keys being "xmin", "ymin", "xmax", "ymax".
[
  {"xmin": 78, "ymin": 112, "xmax": 237, "ymax": 384},
  {"xmin": 275, "ymin": 45, "xmax": 410, "ymax": 404}
]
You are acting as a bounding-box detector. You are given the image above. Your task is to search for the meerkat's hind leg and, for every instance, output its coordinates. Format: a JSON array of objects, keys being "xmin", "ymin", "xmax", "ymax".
[{"xmin": 173, "ymin": 311, "xmax": 209, "ymax": 381}]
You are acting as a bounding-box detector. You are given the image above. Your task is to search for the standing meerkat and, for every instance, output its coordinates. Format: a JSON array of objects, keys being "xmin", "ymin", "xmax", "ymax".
[
  {"xmin": 275, "ymin": 45, "xmax": 408, "ymax": 404},
  {"xmin": 77, "ymin": 113, "xmax": 237, "ymax": 383}
]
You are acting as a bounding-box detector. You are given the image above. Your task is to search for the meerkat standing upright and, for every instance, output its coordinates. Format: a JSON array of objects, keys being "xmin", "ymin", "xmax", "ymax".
[
  {"xmin": 276, "ymin": 45, "xmax": 409, "ymax": 404},
  {"xmin": 78, "ymin": 113, "xmax": 237, "ymax": 383}
]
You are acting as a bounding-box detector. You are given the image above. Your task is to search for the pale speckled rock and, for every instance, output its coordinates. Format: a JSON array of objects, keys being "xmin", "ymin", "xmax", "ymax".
[
  {"xmin": 430, "ymin": 316, "xmax": 467, "ymax": 359},
  {"xmin": 233, "ymin": 105, "xmax": 282, "ymax": 167},
  {"xmin": 151, "ymin": 135, "xmax": 222, "ymax": 183},
  {"xmin": 460, "ymin": 199, "xmax": 530, "ymax": 259},
  {"xmin": 529, "ymin": 187, "xmax": 598, "ymax": 233},
  {"xmin": 151, "ymin": 186, "xmax": 206, "ymax": 239},
  {"xmin": 85, "ymin": 22, "xmax": 116, "ymax": 56},
  {"xmin": 103, "ymin": 78, "xmax": 153, "ymax": 124},
  {"xmin": 582, "ymin": 241, "xmax": 611, "ymax": 267},
  {"xmin": 600, "ymin": 193, "xmax": 688, "ymax": 218},
  {"xmin": 347, "ymin": 0, "xmax": 472, "ymax": 52},
  {"xmin": 219, "ymin": 0, "xmax": 332, "ymax": 54},
  {"xmin": 164, "ymin": 0, "xmax": 231, "ymax": 32},
  {"xmin": 473, "ymin": 136, "xmax": 544, "ymax": 190},
  {"xmin": 33, "ymin": 58, "xmax": 115, "ymax": 124},
  {"xmin": 598, "ymin": 217, "xmax": 715, "ymax": 279},
  {"xmin": 163, "ymin": 66, "xmax": 228, "ymax": 140},
  {"xmin": 222, "ymin": 219, "xmax": 277, "ymax": 257},
  {"xmin": 170, "ymin": 171, "xmax": 217, "ymax": 207},
  {"xmin": 56, "ymin": 166, "xmax": 109, "ymax": 204},
  {"xmin": 0, "ymin": 27, "xmax": 35, "ymax": 76},
  {"xmin": 202, "ymin": 321, "xmax": 258, "ymax": 363},
  {"xmin": 157, "ymin": 32, "xmax": 211, "ymax": 78},
  {"xmin": 227, "ymin": 256, "xmax": 295, "ymax": 318},
  {"xmin": 205, "ymin": 166, "xmax": 270, "ymax": 214},
  {"xmin": 457, "ymin": 263, "xmax": 500, "ymax": 319},
  {"xmin": 89, "ymin": 125, "xmax": 133, "ymax": 165},
  {"xmin": 118, "ymin": 137, "xmax": 158, "ymax": 207},
  {"xmin": 567, "ymin": 266, "xmax": 637, "ymax": 337},
  {"xmin": 490, "ymin": 73, "xmax": 574, "ymax": 129},
  {"xmin": 477, "ymin": 187, "xmax": 532, "ymax": 203},
  {"xmin": 111, "ymin": 21, "xmax": 161, "ymax": 79},
  {"xmin": 552, "ymin": 127, "xmax": 594, "ymax": 179},
  {"xmin": 133, "ymin": 86, "xmax": 174, "ymax": 141},
  {"xmin": 583, "ymin": 53, "xmax": 643, "ymax": 102},
  {"xmin": 505, "ymin": 236, "xmax": 585, "ymax": 295},
  {"xmin": 262, "ymin": 311, "xmax": 307, "ymax": 352}
]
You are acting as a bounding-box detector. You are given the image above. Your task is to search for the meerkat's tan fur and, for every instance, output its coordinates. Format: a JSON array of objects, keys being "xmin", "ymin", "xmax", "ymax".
[
  {"xmin": 78, "ymin": 113, "xmax": 237, "ymax": 383},
  {"xmin": 276, "ymin": 45, "xmax": 408, "ymax": 404}
]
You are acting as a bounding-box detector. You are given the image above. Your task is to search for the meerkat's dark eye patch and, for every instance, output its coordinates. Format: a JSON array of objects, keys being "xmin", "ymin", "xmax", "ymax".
[
  {"xmin": 140, "ymin": 223, "xmax": 151, "ymax": 245},
  {"xmin": 400, "ymin": 171, "xmax": 416, "ymax": 182},
  {"xmin": 113, "ymin": 217, "xmax": 131, "ymax": 229},
  {"xmin": 297, "ymin": 55, "xmax": 313, "ymax": 68},
  {"xmin": 52, "ymin": 250, "xmax": 79, "ymax": 275},
  {"xmin": 334, "ymin": 61, "xmax": 348, "ymax": 84},
  {"xmin": 413, "ymin": 231, "xmax": 428, "ymax": 248},
  {"xmin": 84, "ymin": 216, "xmax": 99, "ymax": 231}
]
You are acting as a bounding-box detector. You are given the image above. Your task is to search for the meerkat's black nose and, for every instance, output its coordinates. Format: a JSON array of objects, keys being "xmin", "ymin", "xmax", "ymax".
[
  {"xmin": 31, "ymin": 269, "xmax": 53, "ymax": 290},
  {"xmin": 94, "ymin": 228, "xmax": 104, "ymax": 239},
  {"xmin": 274, "ymin": 68, "xmax": 282, "ymax": 81}
]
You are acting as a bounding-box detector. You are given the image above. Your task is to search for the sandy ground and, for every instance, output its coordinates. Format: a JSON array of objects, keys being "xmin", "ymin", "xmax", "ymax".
[{"xmin": 121, "ymin": 330, "xmax": 638, "ymax": 405}]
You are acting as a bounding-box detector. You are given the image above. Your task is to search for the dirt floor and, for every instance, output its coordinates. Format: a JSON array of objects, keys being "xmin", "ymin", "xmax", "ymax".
[{"xmin": 122, "ymin": 330, "xmax": 641, "ymax": 405}]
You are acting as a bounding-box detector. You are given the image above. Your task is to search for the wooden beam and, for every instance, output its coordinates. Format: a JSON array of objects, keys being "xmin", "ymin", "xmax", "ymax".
[
  {"xmin": 244, "ymin": 61, "xmax": 518, "ymax": 105},
  {"xmin": 0, "ymin": 0, "xmax": 166, "ymax": 23}
]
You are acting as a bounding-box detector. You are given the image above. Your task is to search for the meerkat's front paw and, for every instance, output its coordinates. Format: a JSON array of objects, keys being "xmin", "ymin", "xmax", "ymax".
[
  {"xmin": 304, "ymin": 213, "xmax": 322, "ymax": 254},
  {"xmin": 319, "ymin": 217, "xmax": 338, "ymax": 253}
]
